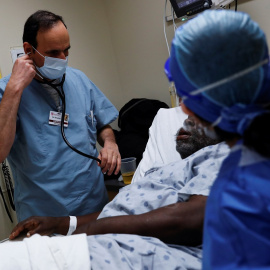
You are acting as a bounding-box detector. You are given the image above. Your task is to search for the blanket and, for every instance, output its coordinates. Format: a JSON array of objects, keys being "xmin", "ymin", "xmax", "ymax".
[{"xmin": 0, "ymin": 234, "xmax": 90, "ymax": 270}]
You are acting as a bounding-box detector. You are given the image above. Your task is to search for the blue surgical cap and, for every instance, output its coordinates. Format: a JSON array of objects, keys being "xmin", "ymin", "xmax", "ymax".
[{"xmin": 166, "ymin": 10, "xmax": 270, "ymax": 135}]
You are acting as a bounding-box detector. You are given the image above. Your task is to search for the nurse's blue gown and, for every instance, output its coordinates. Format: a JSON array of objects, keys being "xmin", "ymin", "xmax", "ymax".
[{"xmin": 203, "ymin": 140, "xmax": 270, "ymax": 269}]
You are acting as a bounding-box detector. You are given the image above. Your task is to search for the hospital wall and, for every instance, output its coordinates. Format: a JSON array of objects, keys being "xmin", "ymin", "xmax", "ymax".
[
  {"xmin": 103, "ymin": 0, "xmax": 270, "ymax": 110},
  {"xmin": 0, "ymin": 0, "xmax": 269, "ymax": 240},
  {"xmin": 0, "ymin": 0, "xmax": 269, "ymax": 115}
]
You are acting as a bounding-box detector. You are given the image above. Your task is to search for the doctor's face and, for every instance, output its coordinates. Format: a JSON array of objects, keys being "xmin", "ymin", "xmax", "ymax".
[
  {"xmin": 176, "ymin": 116, "xmax": 220, "ymax": 159},
  {"xmin": 29, "ymin": 21, "xmax": 70, "ymax": 68}
]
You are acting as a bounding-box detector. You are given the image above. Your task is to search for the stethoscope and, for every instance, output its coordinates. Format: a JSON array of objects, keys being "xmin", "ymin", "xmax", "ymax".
[{"xmin": 35, "ymin": 72, "xmax": 102, "ymax": 164}]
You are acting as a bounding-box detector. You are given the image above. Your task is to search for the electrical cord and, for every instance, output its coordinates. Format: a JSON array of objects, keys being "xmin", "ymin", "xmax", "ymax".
[
  {"xmin": 0, "ymin": 185, "xmax": 13, "ymax": 223},
  {"xmin": 164, "ymin": 0, "xmax": 171, "ymax": 56},
  {"xmin": 171, "ymin": 5, "xmax": 178, "ymax": 32},
  {"xmin": 1, "ymin": 160, "xmax": 15, "ymax": 211},
  {"xmin": 0, "ymin": 161, "xmax": 14, "ymax": 222},
  {"xmin": 39, "ymin": 74, "xmax": 101, "ymax": 163}
]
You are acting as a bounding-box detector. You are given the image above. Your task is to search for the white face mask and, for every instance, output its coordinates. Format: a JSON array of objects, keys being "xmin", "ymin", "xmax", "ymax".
[{"xmin": 32, "ymin": 46, "xmax": 68, "ymax": 79}]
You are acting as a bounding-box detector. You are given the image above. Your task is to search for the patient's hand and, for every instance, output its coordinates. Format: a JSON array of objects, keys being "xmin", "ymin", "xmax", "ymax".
[{"xmin": 9, "ymin": 216, "xmax": 69, "ymax": 240}]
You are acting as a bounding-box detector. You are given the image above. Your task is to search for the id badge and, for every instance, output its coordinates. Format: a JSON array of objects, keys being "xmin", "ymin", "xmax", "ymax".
[{"xmin": 49, "ymin": 111, "xmax": 69, "ymax": 127}]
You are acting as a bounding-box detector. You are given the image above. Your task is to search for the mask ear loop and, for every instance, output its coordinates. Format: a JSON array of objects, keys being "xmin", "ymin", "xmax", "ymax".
[
  {"xmin": 26, "ymin": 51, "xmax": 45, "ymax": 80},
  {"xmin": 31, "ymin": 46, "xmax": 45, "ymax": 58}
]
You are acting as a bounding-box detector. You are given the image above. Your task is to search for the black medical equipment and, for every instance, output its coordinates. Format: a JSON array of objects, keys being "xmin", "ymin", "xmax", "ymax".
[
  {"xmin": 169, "ymin": 0, "xmax": 212, "ymax": 18},
  {"xmin": 1, "ymin": 160, "xmax": 15, "ymax": 223},
  {"xmin": 40, "ymin": 74, "xmax": 102, "ymax": 163}
]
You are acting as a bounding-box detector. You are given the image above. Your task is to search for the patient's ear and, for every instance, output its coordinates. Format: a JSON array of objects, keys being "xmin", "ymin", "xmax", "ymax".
[{"xmin": 181, "ymin": 103, "xmax": 195, "ymax": 116}]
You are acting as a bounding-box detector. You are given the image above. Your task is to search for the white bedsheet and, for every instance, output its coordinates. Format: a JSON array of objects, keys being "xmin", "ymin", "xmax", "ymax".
[{"xmin": 0, "ymin": 233, "xmax": 90, "ymax": 270}]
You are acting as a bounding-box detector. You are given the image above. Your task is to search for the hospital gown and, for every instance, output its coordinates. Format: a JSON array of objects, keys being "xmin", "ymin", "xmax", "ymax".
[{"xmin": 87, "ymin": 142, "xmax": 229, "ymax": 270}]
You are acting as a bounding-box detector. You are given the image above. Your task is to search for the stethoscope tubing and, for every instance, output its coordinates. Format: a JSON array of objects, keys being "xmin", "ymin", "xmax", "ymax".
[{"xmin": 41, "ymin": 74, "xmax": 101, "ymax": 163}]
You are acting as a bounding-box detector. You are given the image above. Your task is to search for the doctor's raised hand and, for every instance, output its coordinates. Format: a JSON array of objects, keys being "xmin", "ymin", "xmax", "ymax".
[{"xmin": 9, "ymin": 54, "xmax": 36, "ymax": 93}]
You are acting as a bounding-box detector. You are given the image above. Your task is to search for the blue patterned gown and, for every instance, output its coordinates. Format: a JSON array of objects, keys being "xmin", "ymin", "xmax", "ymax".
[{"xmin": 87, "ymin": 143, "xmax": 229, "ymax": 270}]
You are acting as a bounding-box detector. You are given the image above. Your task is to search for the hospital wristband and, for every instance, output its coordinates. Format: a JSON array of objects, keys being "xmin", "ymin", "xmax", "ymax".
[{"xmin": 67, "ymin": 216, "xmax": 77, "ymax": 236}]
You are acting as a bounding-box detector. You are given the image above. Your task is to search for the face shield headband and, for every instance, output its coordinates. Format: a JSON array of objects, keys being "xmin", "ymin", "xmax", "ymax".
[{"xmin": 164, "ymin": 49, "xmax": 270, "ymax": 135}]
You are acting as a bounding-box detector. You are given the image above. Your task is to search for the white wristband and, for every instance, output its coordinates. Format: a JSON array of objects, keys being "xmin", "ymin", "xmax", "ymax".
[{"xmin": 67, "ymin": 216, "xmax": 77, "ymax": 236}]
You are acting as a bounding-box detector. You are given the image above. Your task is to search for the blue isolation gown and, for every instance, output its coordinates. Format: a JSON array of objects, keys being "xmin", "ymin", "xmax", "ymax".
[
  {"xmin": 0, "ymin": 67, "xmax": 118, "ymax": 221},
  {"xmin": 203, "ymin": 140, "xmax": 270, "ymax": 269}
]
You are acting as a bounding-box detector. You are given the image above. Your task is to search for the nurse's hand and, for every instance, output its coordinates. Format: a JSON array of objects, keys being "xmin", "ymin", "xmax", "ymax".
[
  {"xmin": 8, "ymin": 54, "xmax": 36, "ymax": 93},
  {"xmin": 9, "ymin": 216, "xmax": 69, "ymax": 240},
  {"xmin": 97, "ymin": 141, "xmax": 121, "ymax": 176}
]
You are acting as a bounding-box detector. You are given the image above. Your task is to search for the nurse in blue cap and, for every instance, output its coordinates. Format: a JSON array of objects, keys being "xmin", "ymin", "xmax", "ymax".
[{"xmin": 165, "ymin": 9, "xmax": 270, "ymax": 269}]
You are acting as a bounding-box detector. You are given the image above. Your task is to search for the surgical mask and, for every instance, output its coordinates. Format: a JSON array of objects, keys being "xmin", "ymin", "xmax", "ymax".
[{"xmin": 32, "ymin": 46, "xmax": 68, "ymax": 79}]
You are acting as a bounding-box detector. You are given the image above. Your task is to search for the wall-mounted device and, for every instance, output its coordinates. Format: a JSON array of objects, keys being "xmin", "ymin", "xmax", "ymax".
[{"xmin": 169, "ymin": 0, "xmax": 213, "ymax": 18}]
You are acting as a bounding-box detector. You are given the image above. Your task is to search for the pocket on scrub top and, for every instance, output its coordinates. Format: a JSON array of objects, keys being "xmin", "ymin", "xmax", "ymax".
[{"xmin": 86, "ymin": 110, "xmax": 97, "ymax": 133}]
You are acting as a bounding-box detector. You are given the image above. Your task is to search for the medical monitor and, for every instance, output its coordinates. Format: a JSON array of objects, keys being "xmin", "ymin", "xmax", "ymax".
[{"xmin": 169, "ymin": 0, "xmax": 213, "ymax": 18}]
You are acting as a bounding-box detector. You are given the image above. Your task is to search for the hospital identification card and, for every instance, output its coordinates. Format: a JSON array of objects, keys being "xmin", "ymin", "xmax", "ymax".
[{"xmin": 49, "ymin": 111, "xmax": 69, "ymax": 127}]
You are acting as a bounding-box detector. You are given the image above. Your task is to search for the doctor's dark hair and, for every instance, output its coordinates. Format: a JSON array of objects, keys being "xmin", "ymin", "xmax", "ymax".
[{"xmin": 23, "ymin": 10, "xmax": 67, "ymax": 49}]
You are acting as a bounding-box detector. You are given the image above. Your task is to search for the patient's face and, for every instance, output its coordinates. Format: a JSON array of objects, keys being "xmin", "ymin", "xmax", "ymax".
[{"xmin": 176, "ymin": 116, "xmax": 220, "ymax": 159}]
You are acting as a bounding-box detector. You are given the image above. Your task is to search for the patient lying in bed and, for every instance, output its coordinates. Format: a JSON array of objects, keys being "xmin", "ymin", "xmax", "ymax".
[{"xmin": 1, "ymin": 113, "xmax": 229, "ymax": 270}]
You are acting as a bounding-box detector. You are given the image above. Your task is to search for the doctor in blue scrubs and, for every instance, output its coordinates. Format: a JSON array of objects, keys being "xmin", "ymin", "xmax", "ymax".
[
  {"xmin": 165, "ymin": 10, "xmax": 270, "ymax": 269},
  {"xmin": 0, "ymin": 10, "xmax": 121, "ymax": 222}
]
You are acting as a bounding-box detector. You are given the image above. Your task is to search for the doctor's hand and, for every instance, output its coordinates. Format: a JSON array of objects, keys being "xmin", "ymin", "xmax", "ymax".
[
  {"xmin": 9, "ymin": 216, "xmax": 69, "ymax": 240},
  {"xmin": 7, "ymin": 54, "xmax": 36, "ymax": 93},
  {"xmin": 97, "ymin": 141, "xmax": 121, "ymax": 176}
]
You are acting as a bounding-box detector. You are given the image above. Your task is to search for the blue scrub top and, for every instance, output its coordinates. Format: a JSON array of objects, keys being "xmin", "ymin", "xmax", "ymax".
[
  {"xmin": 0, "ymin": 67, "xmax": 119, "ymax": 222},
  {"xmin": 203, "ymin": 141, "xmax": 270, "ymax": 269}
]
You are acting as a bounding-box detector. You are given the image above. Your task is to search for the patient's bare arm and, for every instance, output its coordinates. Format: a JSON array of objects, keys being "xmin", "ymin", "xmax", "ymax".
[
  {"xmin": 9, "ymin": 211, "xmax": 100, "ymax": 240},
  {"xmin": 10, "ymin": 195, "xmax": 206, "ymax": 246},
  {"xmin": 75, "ymin": 195, "xmax": 207, "ymax": 246}
]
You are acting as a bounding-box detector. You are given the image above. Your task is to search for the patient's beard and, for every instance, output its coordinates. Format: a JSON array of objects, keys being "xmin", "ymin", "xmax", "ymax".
[{"xmin": 176, "ymin": 129, "xmax": 220, "ymax": 159}]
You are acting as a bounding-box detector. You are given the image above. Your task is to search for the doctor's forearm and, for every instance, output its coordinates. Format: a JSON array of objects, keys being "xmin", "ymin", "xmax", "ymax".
[
  {"xmin": 0, "ymin": 55, "xmax": 36, "ymax": 162},
  {"xmin": 0, "ymin": 83, "xmax": 22, "ymax": 162},
  {"xmin": 97, "ymin": 125, "xmax": 116, "ymax": 147}
]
